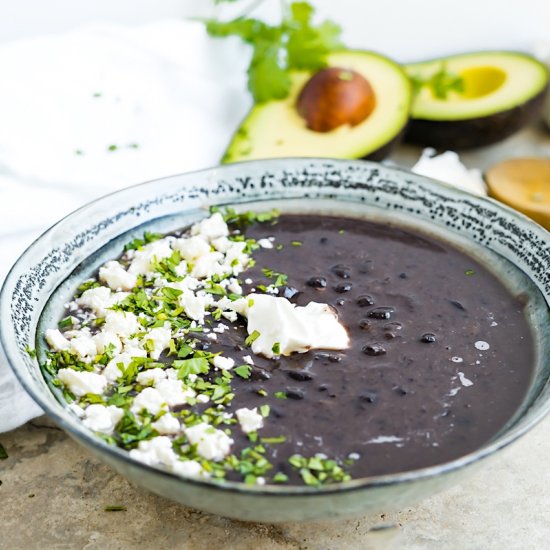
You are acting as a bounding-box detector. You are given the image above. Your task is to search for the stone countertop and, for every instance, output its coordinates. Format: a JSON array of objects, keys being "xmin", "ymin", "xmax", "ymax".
[
  {"xmin": 2, "ymin": 126, "xmax": 550, "ymax": 549},
  {"xmin": 2, "ymin": 414, "xmax": 550, "ymax": 549}
]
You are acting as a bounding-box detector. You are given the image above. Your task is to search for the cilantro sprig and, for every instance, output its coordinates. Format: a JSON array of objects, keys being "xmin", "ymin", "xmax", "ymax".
[{"xmin": 205, "ymin": 1, "xmax": 344, "ymax": 103}]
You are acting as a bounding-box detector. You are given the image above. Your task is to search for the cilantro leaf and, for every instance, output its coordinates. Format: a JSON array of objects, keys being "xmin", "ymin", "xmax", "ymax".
[
  {"xmin": 248, "ymin": 42, "xmax": 292, "ymax": 103},
  {"xmin": 204, "ymin": 1, "xmax": 344, "ymax": 103},
  {"xmin": 286, "ymin": 3, "xmax": 343, "ymax": 70}
]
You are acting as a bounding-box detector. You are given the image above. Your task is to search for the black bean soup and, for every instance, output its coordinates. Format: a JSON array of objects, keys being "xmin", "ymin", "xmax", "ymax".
[{"xmin": 211, "ymin": 214, "xmax": 533, "ymax": 479}]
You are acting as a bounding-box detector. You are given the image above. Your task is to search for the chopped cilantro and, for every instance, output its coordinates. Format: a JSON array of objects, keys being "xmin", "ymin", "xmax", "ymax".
[
  {"xmin": 274, "ymin": 391, "xmax": 287, "ymax": 400},
  {"xmin": 234, "ymin": 364, "xmax": 252, "ymax": 379},
  {"xmin": 123, "ymin": 231, "xmax": 163, "ymax": 252},
  {"xmin": 245, "ymin": 330, "xmax": 260, "ymax": 347},
  {"xmin": 272, "ymin": 472, "xmax": 289, "ymax": 483},
  {"xmin": 0, "ymin": 442, "xmax": 7, "ymax": 460},
  {"xmin": 259, "ymin": 404, "xmax": 270, "ymax": 417},
  {"xmin": 465, "ymin": 269, "xmax": 475, "ymax": 276},
  {"xmin": 291, "ymin": 241, "xmax": 302, "ymax": 247},
  {"xmin": 104, "ymin": 505, "xmax": 127, "ymax": 512},
  {"xmin": 58, "ymin": 316, "xmax": 74, "ymax": 329},
  {"xmin": 107, "ymin": 144, "xmax": 118, "ymax": 152},
  {"xmin": 272, "ymin": 342, "xmax": 281, "ymax": 355},
  {"xmin": 175, "ymin": 357, "xmax": 210, "ymax": 378},
  {"xmin": 261, "ymin": 435, "xmax": 286, "ymax": 444}
]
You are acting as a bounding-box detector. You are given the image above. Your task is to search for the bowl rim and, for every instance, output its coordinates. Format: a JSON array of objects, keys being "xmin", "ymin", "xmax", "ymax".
[{"xmin": 3, "ymin": 156, "xmax": 550, "ymax": 497}]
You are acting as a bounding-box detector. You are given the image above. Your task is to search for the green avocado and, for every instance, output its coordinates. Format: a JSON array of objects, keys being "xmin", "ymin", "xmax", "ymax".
[
  {"xmin": 222, "ymin": 50, "xmax": 412, "ymax": 164},
  {"xmin": 405, "ymin": 51, "xmax": 549, "ymax": 149}
]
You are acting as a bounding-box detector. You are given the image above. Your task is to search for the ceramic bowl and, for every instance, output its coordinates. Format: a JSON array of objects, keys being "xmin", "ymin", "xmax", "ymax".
[{"xmin": 2, "ymin": 158, "xmax": 550, "ymax": 522}]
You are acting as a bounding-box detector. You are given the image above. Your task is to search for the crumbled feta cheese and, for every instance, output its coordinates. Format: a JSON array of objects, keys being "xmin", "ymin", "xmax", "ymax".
[
  {"xmin": 221, "ymin": 311, "xmax": 238, "ymax": 323},
  {"xmin": 184, "ymin": 422, "xmax": 233, "ymax": 461},
  {"xmin": 67, "ymin": 402, "xmax": 85, "ymax": 418},
  {"xmin": 196, "ymin": 394, "xmax": 210, "ymax": 404},
  {"xmin": 170, "ymin": 459, "xmax": 208, "ymax": 479},
  {"xmin": 227, "ymin": 279, "xmax": 243, "ymax": 295},
  {"xmin": 191, "ymin": 212, "xmax": 229, "ymax": 241},
  {"xmin": 238, "ymin": 294, "xmax": 349, "ymax": 358},
  {"xmin": 76, "ymin": 286, "xmax": 113, "ymax": 317},
  {"xmin": 156, "ymin": 379, "xmax": 195, "ymax": 407},
  {"xmin": 69, "ymin": 332, "xmax": 98, "ymax": 362},
  {"xmin": 178, "ymin": 290, "xmax": 210, "ymax": 323},
  {"xmin": 152, "ymin": 413, "xmax": 181, "ymax": 435},
  {"xmin": 122, "ymin": 338, "xmax": 147, "ymax": 358},
  {"xmin": 136, "ymin": 368, "xmax": 168, "ymax": 386},
  {"xmin": 103, "ymin": 353, "xmax": 135, "ymax": 382},
  {"xmin": 257, "ymin": 238, "xmax": 273, "ymax": 249},
  {"xmin": 93, "ymin": 331, "xmax": 122, "ymax": 355},
  {"xmin": 99, "ymin": 260, "xmax": 137, "ymax": 291},
  {"xmin": 129, "ymin": 239, "xmax": 173, "ymax": 276},
  {"xmin": 82, "ymin": 404, "xmax": 123, "ymax": 434},
  {"xmin": 144, "ymin": 325, "xmax": 172, "ymax": 360},
  {"xmin": 213, "ymin": 355, "xmax": 235, "ymax": 371},
  {"xmin": 211, "ymin": 236, "xmax": 231, "ymax": 253},
  {"xmin": 129, "ymin": 436, "xmax": 178, "ymax": 467},
  {"xmin": 235, "ymin": 407, "xmax": 264, "ymax": 433},
  {"xmin": 412, "ymin": 148, "xmax": 486, "ymax": 196},
  {"xmin": 131, "ymin": 387, "xmax": 166, "ymax": 415},
  {"xmin": 45, "ymin": 328, "xmax": 70, "ymax": 351},
  {"xmin": 243, "ymin": 355, "xmax": 254, "ymax": 365},
  {"xmin": 173, "ymin": 235, "xmax": 211, "ymax": 262},
  {"xmin": 104, "ymin": 311, "xmax": 140, "ymax": 339},
  {"xmin": 57, "ymin": 369, "xmax": 108, "ymax": 396},
  {"xmin": 191, "ymin": 251, "xmax": 228, "ymax": 279}
]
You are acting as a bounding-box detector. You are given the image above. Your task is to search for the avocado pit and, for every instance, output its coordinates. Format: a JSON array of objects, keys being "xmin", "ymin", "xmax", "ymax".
[{"xmin": 297, "ymin": 67, "xmax": 376, "ymax": 132}]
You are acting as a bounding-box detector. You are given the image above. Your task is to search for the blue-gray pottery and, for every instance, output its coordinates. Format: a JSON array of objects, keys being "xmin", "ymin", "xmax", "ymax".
[{"xmin": 2, "ymin": 158, "xmax": 550, "ymax": 522}]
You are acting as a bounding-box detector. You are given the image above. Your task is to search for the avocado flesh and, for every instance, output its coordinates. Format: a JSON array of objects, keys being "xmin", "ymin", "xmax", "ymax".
[
  {"xmin": 405, "ymin": 51, "xmax": 549, "ymax": 149},
  {"xmin": 222, "ymin": 50, "xmax": 412, "ymax": 163}
]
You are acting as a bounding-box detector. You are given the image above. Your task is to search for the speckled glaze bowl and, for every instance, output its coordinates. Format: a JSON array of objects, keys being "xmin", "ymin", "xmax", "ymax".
[{"xmin": 3, "ymin": 158, "xmax": 550, "ymax": 522}]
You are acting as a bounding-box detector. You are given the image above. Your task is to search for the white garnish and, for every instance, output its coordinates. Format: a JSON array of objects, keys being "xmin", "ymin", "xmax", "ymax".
[
  {"xmin": 45, "ymin": 328, "xmax": 70, "ymax": 352},
  {"xmin": 184, "ymin": 423, "xmax": 233, "ymax": 461},
  {"xmin": 57, "ymin": 369, "xmax": 108, "ymax": 397},
  {"xmin": 131, "ymin": 387, "xmax": 166, "ymax": 416},
  {"xmin": 213, "ymin": 356, "xmax": 235, "ymax": 370},
  {"xmin": 156, "ymin": 379, "xmax": 195, "ymax": 407},
  {"xmin": 82, "ymin": 404, "xmax": 123, "ymax": 434},
  {"xmin": 235, "ymin": 407, "xmax": 264, "ymax": 433},
  {"xmin": 232, "ymin": 294, "xmax": 349, "ymax": 359},
  {"xmin": 152, "ymin": 413, "xmax": 181, "ymax": 435},
  {"xmin": 99, "ymin": 260, "xmax": 137, "ymax": 291}
]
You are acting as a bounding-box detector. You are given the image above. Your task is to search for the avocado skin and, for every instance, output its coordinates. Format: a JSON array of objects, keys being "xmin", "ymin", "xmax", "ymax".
[{"xmin": 405, "ymin": 86, "xmax": 548, "ymax": 150}]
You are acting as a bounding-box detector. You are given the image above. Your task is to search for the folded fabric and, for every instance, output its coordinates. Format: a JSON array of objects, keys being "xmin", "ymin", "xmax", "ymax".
[{"xmin": 0, "ymin": 19, "xmax": 251, "ymax": 432}]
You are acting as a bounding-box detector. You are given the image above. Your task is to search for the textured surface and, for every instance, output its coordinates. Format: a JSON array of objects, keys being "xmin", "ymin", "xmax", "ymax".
[{"xmin": 1, "ymin": 413, "xmax": 550, "ymax": 549}]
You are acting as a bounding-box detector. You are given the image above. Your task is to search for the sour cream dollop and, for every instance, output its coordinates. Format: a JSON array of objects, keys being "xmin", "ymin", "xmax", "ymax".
[{"xmin": 231, "ymin": 294, "xmax": 349, "ymax": 359}]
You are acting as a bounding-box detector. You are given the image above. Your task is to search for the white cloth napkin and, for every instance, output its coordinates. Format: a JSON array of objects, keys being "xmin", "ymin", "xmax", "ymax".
[{"xmin": 0, "ymin": 19, "xmax": 251, "ymax": 432}]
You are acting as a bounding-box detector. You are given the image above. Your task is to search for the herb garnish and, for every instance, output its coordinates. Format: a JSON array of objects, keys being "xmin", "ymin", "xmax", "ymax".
[
  {"xmin": 410, "ymin": 62, "xmax": 465, "ymax": 100},
  {"xmin": 205, "ymin": 1, "xmax": 343, "ymax": 103},
  {"xmin": 0, "ymin": 442, "xmax": 8, "ymax": 460}
]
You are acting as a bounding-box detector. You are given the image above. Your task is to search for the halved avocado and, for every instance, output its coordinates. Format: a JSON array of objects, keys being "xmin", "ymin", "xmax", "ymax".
[
  {"xmin": 222, "ymin": 50, "xmax": 412, "ymax": 163},
  {"xmin": 405, "ymin": 51, "xmax": 549, "ymax": 149}
]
